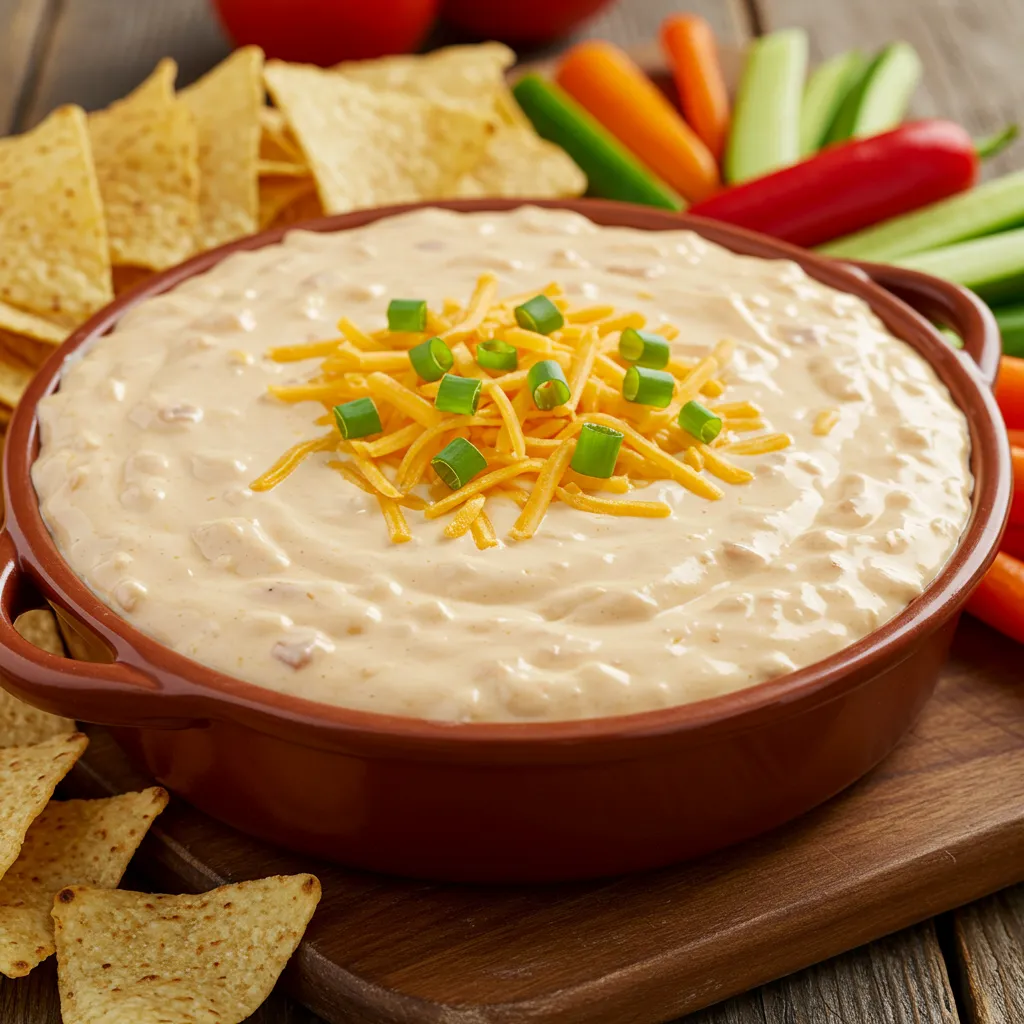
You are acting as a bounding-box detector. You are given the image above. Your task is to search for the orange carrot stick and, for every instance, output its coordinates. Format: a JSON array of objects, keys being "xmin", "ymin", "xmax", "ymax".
[
  {"xmin": 1001, "ymin": 525, "xmax": 1024, "ymax": 561},
  {"xmin": 556, "ymin": 40, "xmax": 720, "ymax": 203},
  {"xmin": 661, "ymin": 14, "xmax": 730, "ymax": 161},
  {"xmin": 1009, "ymin": 429, "xmax": 1024, "ymax": 448},
  {"xmin": 995, "ymin": 355, "xmax": 1024, "ymax": 430},
  {"xmin": 966, "ymin": 551, "xmax": 1024, "ymax": 644}
]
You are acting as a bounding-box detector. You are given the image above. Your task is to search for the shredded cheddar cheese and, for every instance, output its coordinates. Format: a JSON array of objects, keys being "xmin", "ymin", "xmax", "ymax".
[
  {"xmin": 253, "ymin": 275, "xmax": 795, "ymax": 545},
  {"xmin": 814, "ymin": 409, "xmax": 840, "ymax": 436}
]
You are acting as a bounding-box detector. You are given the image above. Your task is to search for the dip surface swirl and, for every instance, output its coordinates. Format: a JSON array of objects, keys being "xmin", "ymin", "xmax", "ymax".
[{"xmin": 32, "ymin": 207, "xmax": 973, "ymax": 722}]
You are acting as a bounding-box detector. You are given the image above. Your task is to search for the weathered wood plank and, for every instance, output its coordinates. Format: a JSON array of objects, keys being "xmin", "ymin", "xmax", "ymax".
[
  {"xmin": 758, "ymin": 0, "xmax": 1024, "ymax": 175},
  {"xmin": 0, "ymin": 960, "xmax": 61, "ymax": 1024},
  {"xmin": 684, "ymin": 924, "xmax": 958, "ymax": 1023},
  {"xmin": 953, "ymin": 884, "xmax": 1024, "ymax": 1023},
  {"xmin": 579, "ymin": 0, "xmax": 751, "ymax": 47},
  {"xmin": 21, "ymin": 0, "xmax": 230, "ymax": 127},
  {"xmin": 0, "ymin": 0, "xmax": 54, "ymax": 134}
]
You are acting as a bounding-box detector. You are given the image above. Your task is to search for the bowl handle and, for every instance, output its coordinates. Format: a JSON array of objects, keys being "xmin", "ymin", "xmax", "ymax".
[
  {"xmin": 0, "ymin": 532, "xmax": 206, "ymax": 729},
  {"xmin": 848, "ymin": 260, "xmax": 1001, "ymax": 389}
]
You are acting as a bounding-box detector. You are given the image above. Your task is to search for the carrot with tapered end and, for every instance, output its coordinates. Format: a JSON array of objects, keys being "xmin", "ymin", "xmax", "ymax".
[
  {"xmin": 966, "ymin": 552, "xmax": 1024, "ymax": 644},
  {"xmin": 1001, "ymin": 525, "xmax": 1024, "ymax": 561},
  {"xmin": 996, "ymin": 356, "xmax": 1024, "ymax": 429},
  {"xmin": 661, "ymin": 14, "xmax": 730, "ymax": 161},
  {"xmin": 556, "ymin": 40, "xmax": 719, "ymax": 203},
  {"xmin": 1010, "ymin": 446, "xmax": 1024, "ymax": 527}
]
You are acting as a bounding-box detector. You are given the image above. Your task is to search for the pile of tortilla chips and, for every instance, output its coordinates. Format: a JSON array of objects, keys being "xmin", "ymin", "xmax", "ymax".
[
  {"xmin": 0, "ymin": 42, "xmax": 583, "ymax": 427},
  {"xmin": 2, "ymin": 609, "xmax": 320, "ymax": 1022}
]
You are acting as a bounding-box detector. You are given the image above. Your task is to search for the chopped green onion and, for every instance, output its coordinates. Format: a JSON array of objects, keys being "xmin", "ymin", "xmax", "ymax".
[
  {"xmin": 431, "ymin": 437, "xmax": 488, "ymax": 490},
  {"xmin": 476, "ymin": 339, "xmax": 519, "ymax": 372},
  {"xmin": 527, "ymin": 359, "xmax": 571, "ymax": 410},
  {"xmin": 678, "ymin": 400, "xmax": 723, "ymax": 443},
  {"xmin": 409, "ymin": 336, "xmax": 453, "ymax": 382},
  {"xmin": 570, "ymin": 423, "xmax": 624, "ymax": 479},
  {"xmin": 622, "ymin": 366, "xmax": 675, "ymax": 408},
  {"xmin": 387, "ymin": 298, "xmax": 427, "ymax": 332},
  {"xmin": 435, "ymin": 373, "xmax": 482, "ymax": 415},
  {"xmin": 618, "ymin": 328, "xmax": 671, "ymax": 369},
  {"xmin": 333, "ymin": 397, "xmax": 382, "ymax": 439},
  {"xmin": 514, "ymin": 295, "xmax": 564, "ymax": 335}
]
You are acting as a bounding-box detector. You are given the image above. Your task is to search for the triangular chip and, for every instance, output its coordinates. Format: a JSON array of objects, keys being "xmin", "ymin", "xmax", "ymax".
[
  {"xmin": 53, "ymin": 874, "xmax": 321, "ymax": 1024},
  {"xmin": 0, "ymin": 106, "xmax": 112, "ymax": 327},
  {"xmin": 89, "ymin": 59, "xmax": 199, "ymax": 270},
  {"xmin": 0, "ymin": 353, "xmax": 35, "ymax": 408},
  {"xmin": 0, "ymin": 303, "xmax": 68, "ymax": 347},
  {"xmin": 13, "ymin": 609, "xmax": 65, "ymax": 658},
  {"xmin": 0, "ymin": 650, "xmax": 74, "ymax": 748},
  {"xmin": 258, "ymin": 157, "xmax": 308, "ymax": 177},
  {"xmin": 264, "ymin": 61, "xmax": 495, "ymax": 214},
  {"xmin": 258, "ymin": 175, "xmax": 317, "ymax": 229},
  {"xmin": 335, "ymin": 43, "xmax": 514, "ymax": 110},
  {"xmin": 454, "ymin": 127, "xmax": 586, "ymax": 199},
  {"xmin": 0, "ymin": 733, "xmax": 88, "ymax": 881},
  {"xmin": 181, "ymin": 47, "xmax": 264, "ymax": 251},
  {"xmin": 259, "ymin": 106, "xmax": 304, "ymax": 163},
  {"xmin": 0, "ymin": 787, "xmax": 168, "ymax": 977}
]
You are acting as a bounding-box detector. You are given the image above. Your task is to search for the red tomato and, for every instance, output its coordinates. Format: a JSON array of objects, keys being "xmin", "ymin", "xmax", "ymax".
[
  {"xmin": 212, "ymin": 0, "xmax": 439, "ymax": 65},
  {"xmin": 441, "ymin": 0, "xmax": 614, "ymax": 44}
]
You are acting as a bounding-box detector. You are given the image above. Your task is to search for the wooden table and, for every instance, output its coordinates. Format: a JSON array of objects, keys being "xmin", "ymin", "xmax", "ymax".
[{"xmin": 0, "ymin": 0, "xmax": 1022, "ymax": 1021}]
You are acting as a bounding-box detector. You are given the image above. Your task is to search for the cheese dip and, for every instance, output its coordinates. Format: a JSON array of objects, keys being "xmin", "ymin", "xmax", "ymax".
[{"xmin": 32, "ymin": 207, "xmax": 973, "ymax": 722}]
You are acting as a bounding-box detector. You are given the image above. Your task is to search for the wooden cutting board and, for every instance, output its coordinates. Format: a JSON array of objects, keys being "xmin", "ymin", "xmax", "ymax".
[{"xmin": 58, "ymin": 616, "xmax": 1024, "ymax": 1024}]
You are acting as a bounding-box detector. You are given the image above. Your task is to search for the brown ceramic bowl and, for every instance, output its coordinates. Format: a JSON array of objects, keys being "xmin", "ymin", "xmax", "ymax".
[{"xmin": 0, "ymin": 200, "xmax": 1011, "ymax": 882}]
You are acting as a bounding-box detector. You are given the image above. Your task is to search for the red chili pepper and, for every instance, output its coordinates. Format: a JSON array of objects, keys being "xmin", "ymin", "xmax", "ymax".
[{"xmin": 689, "ymin": 120, "xmax": 978, "ymax": 249}]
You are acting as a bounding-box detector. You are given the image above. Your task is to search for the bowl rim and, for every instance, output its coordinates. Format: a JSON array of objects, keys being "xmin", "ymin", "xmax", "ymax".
[{"xmin": 1, "ymin": 198, "xmax": 1012, "ymax": 751}]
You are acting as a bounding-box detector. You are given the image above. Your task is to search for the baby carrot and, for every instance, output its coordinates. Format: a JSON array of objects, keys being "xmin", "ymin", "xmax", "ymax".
[
  {"xmin": 966, "ymin": 552, "xmax": 1024, "ymax": 645},
  {"xmin": 995, "ymin": 355, "xmax": 1024, "ymax": 429},
  {"xmin": 556, "ymin": 40, "xmax": 720, "ymax": 203},
  {"xmin": 1011, "ymin": 446, "xmax": 1024, "ymax": 527},
  {"xmin": 661, "ymin": 14, "xmax": 730, "ymax": 160}
]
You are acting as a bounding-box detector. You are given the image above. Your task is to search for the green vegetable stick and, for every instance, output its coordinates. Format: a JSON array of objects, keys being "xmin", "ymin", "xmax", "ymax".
[
  {"xmin": 799, "ymin": 50, "xmax": 868, "ymax": 156},
  {"xmin": 511, "ymin": 74, "xmax": 683, "ymax": 211},
  {"xmin": 820, "ymin": 170, "xmax": 1024, "ymax": 261},
  {"xmin": 825, "ymin": 42, "xmax": 922, "ymax": 144},
  {"xmin": 897, "ymin": 226, "xmax": 1024, "ymax": 305},
  {"xmin": 994, "ymin": 303, "xmax": 1024, "ymax": 357},
  {"xmin": 725, "ymin": 29, "xmax": 808, "ymax": 184}
]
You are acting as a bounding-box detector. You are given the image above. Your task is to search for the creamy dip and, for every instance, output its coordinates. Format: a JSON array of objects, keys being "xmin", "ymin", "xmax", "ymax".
[{"xmin": 32, "ymin": 207, "xmax": 973, "ymax": 722}]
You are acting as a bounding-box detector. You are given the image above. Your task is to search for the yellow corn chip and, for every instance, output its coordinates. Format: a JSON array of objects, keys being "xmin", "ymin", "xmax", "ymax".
[
  {"xmin": 258, "ymin": 157, "xmax": 308, "ymax": 176},
  {"xmin": 182, "ymin": 47, "xmax": 264, "ymax": 251},
  {"xmin": 259, "ymin": 106, "xmax": 304, "ymax": 163},
  {"xmin": 0, "ymin": 106, "xmax": 112, "ymax": 327},
  {"xmin": 258, "ymin": 175, "xmax": 317, "ymax": 229},
  {"xmin": 53, "ymin": 874, "xmax": 321, "ymax": 1024},
  {"xmin": 335, "ymin": 42, "xmax": 515, "ymax": 113},
  {"xmin": 13, "ymin": 609, "xmax": 65, "ymax": 658},
  {"xmin": 0, "ymin": 303, "xmax": 68, "ymax": 347},
  {"xmin": 0, "ymin": 787, "xmax": 168, "ymax": 977},
  {"xmin": 264, "ymin": 61, "xmax": 495, "ymax": 214},
  {"xmin": 0, "ymin": 649, "xmax": 75, "ymax": 749},
  {"xmin": 270, "ymin": 188, "xmax": 324, "ymax": 229},
  {"xmin": 0, "ymin": 355, "xmax": 35, "ymax": 408},
  {"xmin": 89, "ymin": 59, "xmax": 199, "ymax": 270},
  {"xmin": 0, "ymin": 733, "xmax": 88, "ymax": 881},
  {"xmin": 454, "ymin": 127, "xmax": 586, "ymax": 199}
]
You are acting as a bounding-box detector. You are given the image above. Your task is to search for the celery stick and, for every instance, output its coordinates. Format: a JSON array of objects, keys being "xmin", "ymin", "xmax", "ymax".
[
  {"xmin": 799, "ymin": 50, "xmax": 868, "ymax": 156},
  {"xmin": 994, "ymin": 303, "xmax": 1024, "ymax": 357},
  {"xmin": 820, "ymin": 171, "xmax": 1024, "ymax": 260},
  {"xmin": 725, "ymin": 29, "xmax": 808, "ymax": 184},
  {"xmin": 897, "ymin": 227, "xmax": 1024, "ymax": 304},
  {"xmin": 825, "ymin": 42, "xmax": 922, "ymax": 144},
  {"xmin": 511, "ymin": 75, "xmax": 683, "ymax": 211}
]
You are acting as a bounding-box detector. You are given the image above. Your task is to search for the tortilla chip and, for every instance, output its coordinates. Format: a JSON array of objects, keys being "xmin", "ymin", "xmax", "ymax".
[
  {"xmin": 53, "ymin": 874, "xmax": 321, "ymax": 1024},
  {"xmin": 259, "ymin": 106, "xmax": 304, "ymax": 164},
  {"xmin": 454, "ymin": 127, "xmax": 586, "ymax": 199},
  {"xmin": 89, "ymin": 60, "xmax": 199, "ymax": 270},
  {"xmin": 0, "ymin": 676, "xmax": 74, "ymax": 750},
  {"xmin": 182, "ymin": 47, "xmax": 264, "ymax": 251},
  {"xmin": 0, "ymin": 303, "xmax": 68, "ymax": 347},
  {"xmin": 258, "ymin": 157, "xmax": 308, "ymax": 177},
  {"xmin": 335, "ymin": 43, "xmax": 515, "ymax": 113},
  {"xmin": 258, "ymin": 175, "xmax": 317, "ymax": 229},
  {"xmin": 13, "ymin": 609, "xmax": 65, "ymax": 658},
  {"xmin": 264, "ymin": 61, "xmax": 495, "ymax": 215},
  {"xmin": 271, "ymin": 189, "xmax": 325, "ymax": 229},
  {"xmin": 0, "ymin": 733, "xmax": 88, "ymax": 882},
  {"xmin": 0, "ymin": 787, "xmax": 168, "ymax": 977},
  {"xmin": 0, "ymin": 106, "xmax": 112, "ymax": 327},
  {"xmin": 0, "ymin": 356, "xmax": 35, "ymax": 408}
]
